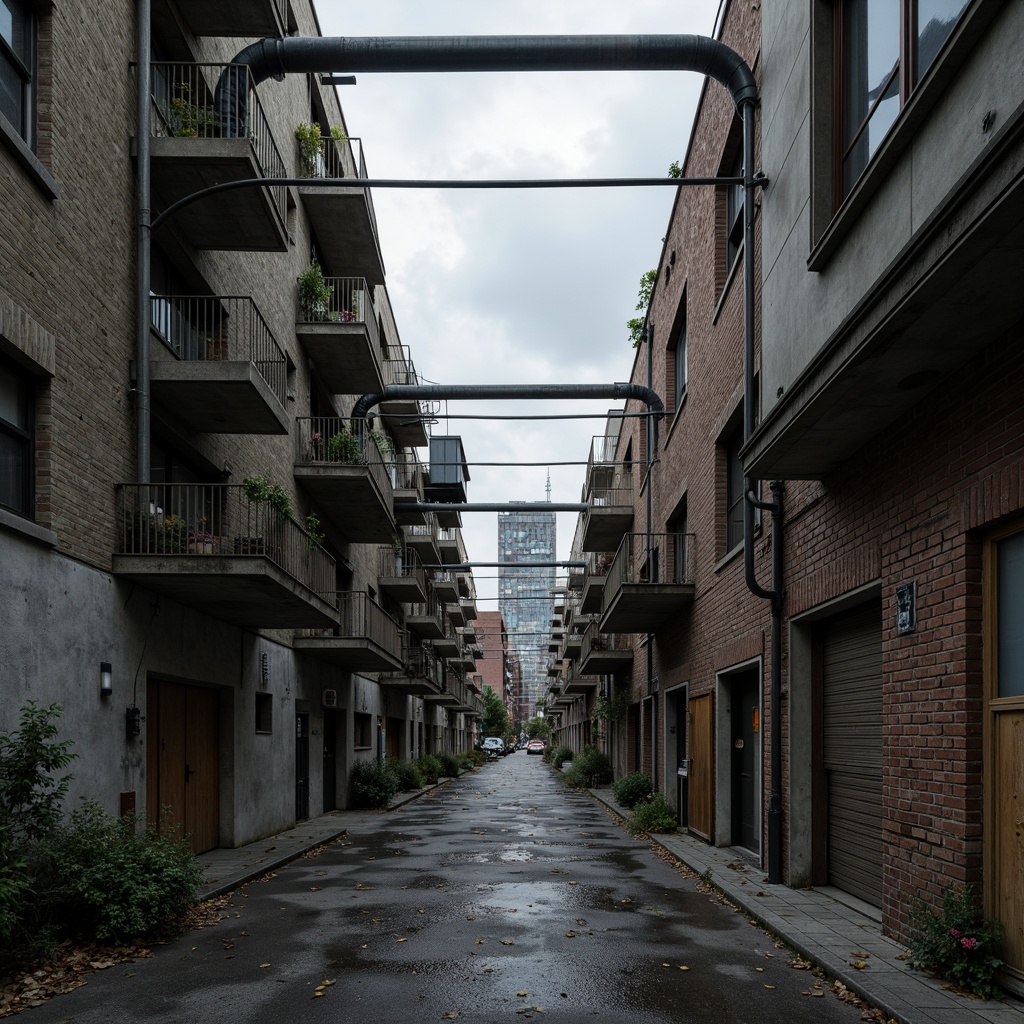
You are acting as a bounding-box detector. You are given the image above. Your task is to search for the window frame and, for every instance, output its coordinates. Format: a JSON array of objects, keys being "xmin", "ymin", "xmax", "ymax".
[
  {"xmin": 671, "ymin": 297, "xmax": 688, "ymax": 413},
  {"xmin": 725, "ymin": 149, "xmax": 744, "ymax": 270},
  {"xmin": 0, "ymin": 352, "xmax": 34, "ymax": 518},
  {"xmin": 725, "ymin": 426, "xmax": 745, "ymax": 554},
  {"xmin": 0, "ymin": 0, "xmax": 35, "ymax": 148}
]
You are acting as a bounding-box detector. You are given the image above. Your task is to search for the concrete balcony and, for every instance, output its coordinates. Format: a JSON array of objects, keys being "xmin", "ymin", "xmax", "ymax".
[
  {"xmin": 580, "ymin": 550, "xmax": 613, "ymax": 614},
  {"xmin": 148, "ymin": 295, "xmax": 288, "ymax": 434},
  {"xmin": 560, "ymin": 627, "xmax": 584, "ymax": 661},
  {"xmin": 378, "ymin": 644, "xmax": 443, "ymax": 696},
  {"xmin": 406, "ymin": 589, "xmax": 445, "ymax": 640},
  {"xmin": 148, "ymin": 64, "xmax": 287, "ymax": 252},
  {"xmin": 377, "ymin": 547, "xmax": 427, "ymax": 605},
  {"xmin": 564, "ymin": 670, "xmax": 599, "ymax": 695},
  {"xmin": 599, "ymin": 533, "xmax": 696, "ymax": 634},
  {"xmin": 113, "ymin": 483, "xmax": 337, "ymax": 628},
  {"xmin": 431, "ymin": 615, "xmax": 461, "ymax": 658},
  {"xmin": 381, "ymin": 348, "xmax": 429, "ymax": 448},
  {"xmin": 295, "ymin": 136, "xmax": 385, "ymax": 286},
  {"xmin": 169, "ymin": 0, "xmax": 288, "ymax": 37},
  {"xmin": 446, "ymin": 601, "xmax": 466, "ymax": 628},
  {"xmin": 295, "ymin": 277, "xmax": 384, "ymax": 395},
  {"xmin": 404, "ymin": 513, "xmax": 440, "ymax": 567},
  {"xmin": 294, "ymin": 418, "xmax": 395, "ymax": 543},
  {"xmin": 581, "ymin": 476, "xmax": 635, "ymax": 552},
  {"xmin": 579, "ymin": 621, "xmax": 633, "ymax": 677},
  {"xmin": 394, "ymin": 452, "xmax": 427, "ymax": 526},
  {"xmin": 431, "ymin": 570, "xmax": 459, "ymax": 603},
  {"xmin": 438, "ymin": 527, "xmax": 466, "ymax": 566},
  {"xmin": 293, "ymin": 592, "xmax": 403, "ymax": 672}
]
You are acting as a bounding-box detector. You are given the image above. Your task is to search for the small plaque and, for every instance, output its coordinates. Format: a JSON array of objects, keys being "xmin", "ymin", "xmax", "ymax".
[{"xmin": 896, "ymin": 582, "xmax": 916, "ymax": 635}]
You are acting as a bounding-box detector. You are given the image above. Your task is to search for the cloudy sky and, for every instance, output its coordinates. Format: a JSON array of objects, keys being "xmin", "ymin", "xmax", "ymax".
[{"xmin": 314, "ymin": 0, "xmax": 724, "ymax": 611}]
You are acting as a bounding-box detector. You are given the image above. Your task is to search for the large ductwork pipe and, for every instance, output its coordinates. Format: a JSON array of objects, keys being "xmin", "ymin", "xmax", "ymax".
[
  {"xmin": 352, "ymin": 382, "xmax": 664, "ymax": 424},
  {"xmin": 218, "ymin": 35, "xmax": 758, "ymax": 125}
]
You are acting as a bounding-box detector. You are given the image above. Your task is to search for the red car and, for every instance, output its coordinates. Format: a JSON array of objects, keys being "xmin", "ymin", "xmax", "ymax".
[{"xmin": 527, "ymin": 739, "xmax": 546, "ymax": 755}]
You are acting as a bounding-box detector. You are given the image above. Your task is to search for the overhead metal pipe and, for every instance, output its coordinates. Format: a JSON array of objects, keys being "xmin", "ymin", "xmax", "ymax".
[
  {"xmin": 412, "ymin": 502, "xmax": 588, "ymax": 513},
  {"xmin": 352, "ymin": 382, "xmax": 664, "ymax": 424},
  {"xmin": 221, "ymin": 34, "xmax": 758, "ymax": 112}
]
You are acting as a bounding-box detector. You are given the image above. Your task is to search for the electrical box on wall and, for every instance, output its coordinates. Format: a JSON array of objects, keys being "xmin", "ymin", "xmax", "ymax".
[
  {"xmin": 896, "ymin": 582, "xmax": 916, "ymax": 634},
  {"xmin": 323, "ymin": 689, "xmax": 338, "ymax": 708}
]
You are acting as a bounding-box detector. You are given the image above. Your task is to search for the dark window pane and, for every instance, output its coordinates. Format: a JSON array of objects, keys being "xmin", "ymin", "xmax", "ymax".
[
  {"xmin": 998, "ymin": 533, "xmax": 1024, "ymax": 698},
  {"xmin": 726, "ymin": 429, "xmax": 744, "ymax": 551},
  {"xmin": 917, "ymin": 0, "xmax": 968, "ymax": 82}
]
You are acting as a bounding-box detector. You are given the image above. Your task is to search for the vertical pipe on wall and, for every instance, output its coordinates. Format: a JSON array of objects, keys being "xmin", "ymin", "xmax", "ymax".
[{"xmin": 135, "ymin": 0, "xmax": 152, "ymax": 484}]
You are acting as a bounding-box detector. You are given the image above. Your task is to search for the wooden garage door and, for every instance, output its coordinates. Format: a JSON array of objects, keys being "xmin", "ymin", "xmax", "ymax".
[
  {"xmin": 688, "ymin": 693, "xmax": 713, "ymax": 841},
  {"xmin": 822, "ymin": 604, "xmax": 883, "ymax": 907}
]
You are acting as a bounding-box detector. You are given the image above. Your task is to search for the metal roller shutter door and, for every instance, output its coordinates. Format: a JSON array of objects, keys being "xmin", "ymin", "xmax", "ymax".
[{"xmin": 822, "ymin": 603, "xmax": 883, "ymax": 907}]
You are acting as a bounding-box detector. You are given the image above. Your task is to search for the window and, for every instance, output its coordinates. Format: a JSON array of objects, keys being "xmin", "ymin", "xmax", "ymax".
[
  {"xmin": 255, "ymin": 692, "xmax": 273, "ymax": 734},
  {"xmin": 837, "ymin": 0, "xmax": 968, "ymax": 201},
  {"xmin": 725, "ymin": 149, "xmax": 744, "ymax": 270},
  {"xmin": 725, "ymin": 426, "xmax": 744, "ymax": 553},
  {"xmin": 672, "ymin": 313, "xmax": 688, "ymax": 412},
  {"xmin": 0, "ymin": 0, "xmax": 34, "ymax": 146},
  {"xmin": 670, "ymin": 503, "xmax": 689, "ymax": 584},
  {"xmin": 0, "ymin": 354, "xmax": 33, "ymax": 517},
  {"xmin": 354, "ymin": 712, "xmax": 372, "ymax": 749}
]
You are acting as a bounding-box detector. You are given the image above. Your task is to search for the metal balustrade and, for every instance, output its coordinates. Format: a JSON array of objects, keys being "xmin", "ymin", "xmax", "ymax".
[
  {"xmin": 295, "ymin": 134, "xmax": 379, "ymax": 243},
  {"xmin": 296, "ymin": 592, "xmax": 400, "ymax": 650},
  {"xmin": 150, "ymin": 295, "xmax": 287, "ymax": 404},
  {"xmin": 295, "ymin": 417, "xmax": 395, "ymax": 490},
  {"xmin": 150, "ymin": 62, "xmax": 287, "ymax": 225},
  {"xmin": 115, "ymin": 483, "xmax": 336, "ymax": 603}
]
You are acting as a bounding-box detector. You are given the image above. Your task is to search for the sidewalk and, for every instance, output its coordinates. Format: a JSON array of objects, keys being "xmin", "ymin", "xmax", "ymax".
[{"xmin": 588, "ymin": 786, "xmax": 1024, "ymax": 1024}]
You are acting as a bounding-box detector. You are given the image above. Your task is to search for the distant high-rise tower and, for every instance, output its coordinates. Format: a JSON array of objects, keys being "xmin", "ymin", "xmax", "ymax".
[{"xmin": 498, "ymin": 495, "xmax": 556, "ymax": 720}]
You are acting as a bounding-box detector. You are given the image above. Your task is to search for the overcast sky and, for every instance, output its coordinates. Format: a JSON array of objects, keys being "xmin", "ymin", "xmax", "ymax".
[{"xmin": 314, "ymin": 0, "xmax": 724, "ymax": 613}]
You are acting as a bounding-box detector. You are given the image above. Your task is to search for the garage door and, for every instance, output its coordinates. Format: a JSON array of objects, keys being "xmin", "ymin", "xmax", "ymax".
[{"xmin": 822, "ymin": 603, "xmax": 882, "ymax": 907}]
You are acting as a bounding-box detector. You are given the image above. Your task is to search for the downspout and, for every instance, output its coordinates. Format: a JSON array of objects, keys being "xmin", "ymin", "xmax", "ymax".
[
  {"xmin": 739, "ymin": 97, "xmax": 784, "ymax": 885},
  {"xmin": 646, "ymin": 322, "xmax": 657, "ymax": 792},
  {"xmin": 135, "ymin": 0, "xmax": 151, "ymax": 484}
]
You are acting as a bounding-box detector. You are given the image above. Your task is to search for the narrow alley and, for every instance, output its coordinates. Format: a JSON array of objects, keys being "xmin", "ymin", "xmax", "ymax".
[{"xmin": 21, "ymin": 756, "xmax": 867, "ymax": 1024}]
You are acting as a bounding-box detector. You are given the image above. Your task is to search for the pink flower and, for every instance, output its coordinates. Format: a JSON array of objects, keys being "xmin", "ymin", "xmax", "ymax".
[
  {"xmin": 961, "ymin": 937, "xmax": 978, "ymax": 950},
  {"xmin": 949, "ymin": 928, "xmax": 961, "ymax": 938}
]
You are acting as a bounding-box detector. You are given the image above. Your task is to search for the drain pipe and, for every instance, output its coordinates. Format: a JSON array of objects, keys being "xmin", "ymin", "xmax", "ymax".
[
  {"xmin": 738, "ymin": 96, "xmax": 784, "ymax": 884},
  {"xmin": 645, "ymin": 322, "xmax": 657, "ymax": 792},
  {"xmin": 134, "ymin": 0, "xmax": 152, "ymax": 484}
]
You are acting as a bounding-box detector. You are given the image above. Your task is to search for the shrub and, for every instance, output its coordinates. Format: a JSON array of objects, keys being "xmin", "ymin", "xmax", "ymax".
[
  {"xmin": 568, "ymin": 746, "xmax": 612, "ymax": 787},
  {"xmin": 455, "ymin": 752, "xmax": 476, "ymax": 772},
  {"xmin": 437, "ymin": 753, "xmax": 460, "ymax": 778},
  {"xmin": 544, "ymin": 744, "xmax": 571, "ymax": 766},
  {"xmin": 349, "ymin": 758, "xmax": 398, "ymax": 809},
  {"xmin": 625, "ymin": 793, "xmax": 678, "ymax": 836},
  {"xmin": 417, "ymin": 754, "xmax": 443, "ymax": 785},
  {"xmin": 612, "ymin": 772, "xmax": 653, "ymax": 810},
  {"xmin": 465, "ymin": 750, "xmax": 488, "ymax": 768},
  {"xmin": 391, "ymin": 759, "xmax": 424, "ymax": 792},
  {"xmin": 908, "ymin": 884, "xmax": 1004, "ymax": 999}
]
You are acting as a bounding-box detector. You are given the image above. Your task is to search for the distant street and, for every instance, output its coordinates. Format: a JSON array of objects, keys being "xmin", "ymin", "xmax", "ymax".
[{"xmin": 24, "ymin": 756, "xmax": 866, "ymax": 1023}]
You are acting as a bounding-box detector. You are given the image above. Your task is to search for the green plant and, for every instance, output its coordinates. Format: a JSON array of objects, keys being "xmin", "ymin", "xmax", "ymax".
[
  {"xmin": 304, "ymin": 512, "xmax": 325, "ymax": 549},
  {"xmin": 612, "ymin": 772, "xmax": 653, "ymax": 810},
  {"xmin": 330, "ymin": 125, "xmax": 346, "ymax": 142},
  {"xmin": 908, "ymin": 885, "xmax": 1004, "ymax": 999},
  {"xmin": 416, "ymin": 754, "xmax": 443, "ymax": 785},
  {"xmin": 391, "ymin": 759, "xmax": 424, "ymax": 792},
  {"xmin": 370, "ymin": 428, "xmax": 393, "ymax": 460},
  {"xmin": 544, "ymin": 744, "xmax": 572, "ymax": 767},
  {"xmin": 40, "ymin": 802, "xmax": 202, "ymax": 943},
  {"xmin": 668, "ymin": 160, "xmax": 682, "ymax": 178},
  {"xmin": 326, "ymin": 429, "xmax": 362, "ymax": 464},
  {"xmin": 561, "ymin": 749, "xmax": 606, "ymax": 786},
  {"xmin": 297, "ymin": 261, "xmax": 333, "ymax": 321},
  {"xmin": 167, "ymin": 85, "xmax": 217, "ymax": 138},
  {"xmin": 240, "ymin": 475, "xmax": 292, "ymax": 519},
  {"xmin": 349, "ymin": 758, "xmax": 398, "ymax": 809},
  {"xmin": 595, "ymin": 689, "xmax": 631, "ymax": 726},
  {"xmin": 627, "ymin": 268, "xmax": 657, "ymax": 348},
  {"xmin": 295, "ymin": 121, "xmax": 324, "ymax": 175},
  {"xmin": 625, "ymin": 792, "xmax": 678, "ymax": 836},
  {"xmin": 437, "ymin": 753, "xmax": 460, "ymax": 778}
]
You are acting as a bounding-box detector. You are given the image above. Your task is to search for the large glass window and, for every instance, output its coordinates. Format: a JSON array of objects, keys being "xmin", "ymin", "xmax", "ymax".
[
  {"xmin": 997, "ymin": 532, "xmax": 1024, "ymax": 698},
  {"xmin": 725, "ymin": 150, "xmax": 744, "ymax": 270},
  {"xmin": 725, "ymin": 427, "xmax": 744, "ymax": 553},
  {"xmin": 839, "ymin": 0, "xmax": 968, "ymax": 200},
  {"xmin": 0, "ymin": 0, "xmax": 34, "ymax": 145},
  {"xmin": 0, "ymin": 354, "xmax": 33, "ymax": 516},
  {"xmin": 672, "ymin": 307, "xmax": 687, "ymax": 412}
]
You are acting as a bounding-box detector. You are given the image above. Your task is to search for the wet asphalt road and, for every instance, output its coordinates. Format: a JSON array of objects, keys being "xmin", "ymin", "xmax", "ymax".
[{"xmin": 27, "ymin": 754, "xmax": 868, "ymax": 1023}]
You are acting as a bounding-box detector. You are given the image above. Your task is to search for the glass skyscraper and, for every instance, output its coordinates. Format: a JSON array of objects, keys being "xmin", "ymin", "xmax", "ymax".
[{"xmin": 498, "ymin": 504, "xmax": 556, "ymax": 720}]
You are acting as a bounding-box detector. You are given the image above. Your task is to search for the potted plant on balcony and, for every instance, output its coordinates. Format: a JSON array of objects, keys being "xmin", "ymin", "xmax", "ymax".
[
  {"xmin": 295, "ymin": 121, "xmax": 324, "ymax": 176},
  {"xmin": 297, "ymin": 261, "xmax": 333, "ymax": 322},
  {"xmin": 325, "ymin": 428, "xmax": 362, "ymax": 464},
  {"xmin": 236, "ymin": 475, "xmax": 293, "ymax": 555}
]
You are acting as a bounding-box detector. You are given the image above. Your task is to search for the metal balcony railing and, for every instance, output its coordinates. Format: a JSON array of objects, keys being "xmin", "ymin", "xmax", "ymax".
[
  {"xmin": 295, "ymin": 417, "xmax": 395, "ymax": 491},
  {"xmin": 588, "ymin": 434, "xmax": 618, "ymax": 468},
  {"xmin": 378, "ymin": 544, "xmax": 426, "ymax": 586},
  {"xmin": 295, "ymin": 134, "xmax": 379, "ymax": 245},
  {"xmin": 296, "ymin": 274, "xmax": 379, "ymax": 342},
  {"xmin": 582, "ymin": 620, "xmax": 632, "ymax": 662},
  {"xmin": 602, "ymin": 532, "xmax": 696, "ymax": 610},
  {"xmin": 296, "ymin": 592, "xmax": 400, "ymax": 648},
  {"xmin": 115, "ymin": 483, "xmax": 336, "ymax": 602},
  {"xmin": 395, "ymin": 451, "xmax": 426, "ymax": 491},
  {"xmin": 383, "ymin": 344, "xmax": 419, "ymax": 387},
  {"xmin": 150, "ymin": 295, "xmax": 287, "ymax": 404},
  {"xmin": 407, "ymin": 588, "xmax": 442, "ymax": 622},
  {"xmin": 385, "ymin": 641, "xmax": 443, "ymax": 687},
  {"xmin": 586, "ymin": 477, "xmax": 634, "ymax": 507},
  {"xmin": 406, "ymin": 512, "xmax": 439, "ymax": 548},
  {"xmin": 149, "ymin": 62, "xmax": 286, "ymax": 225}
]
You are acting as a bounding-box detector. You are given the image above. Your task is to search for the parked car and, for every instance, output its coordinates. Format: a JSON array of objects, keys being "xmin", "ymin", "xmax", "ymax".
[
  {"xmin": 527, "ymin": 739, "xmax": 546, "ymax": 755},
  {"xmin": 481, "ymin": 737, "xmax": 506, "ymax": 759}
]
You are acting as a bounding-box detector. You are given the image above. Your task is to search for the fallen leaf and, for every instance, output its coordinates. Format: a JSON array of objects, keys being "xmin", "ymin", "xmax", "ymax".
[
  {"xmin": 396, "ymin": 938, "xmax": 408, "ymax": 943},
  {"xmin": 259, "ymin": 963, "xmax": 271, "ymax": 969},
  {"xmin": 763, "ymin": 984, "xmax": 776, "ymax": 990},
  {"xmin": 851, "ymin": 960, "xmax": 867, "ymax": 970},
  {"xmin": 812, "ymin": 991, "xmax": 824, "ymax": 997},
  {"xmin": 517, "ymin": 991, "xmax": 528, "ymax": 997},
  {"xmin": 679, "ymin": 966, "xmax": 689, "ymax": 971},
  {"xmin": 568, "ymin": 880, "xmax": 578, "ymax": 885},
  {"xmin": 500, "ymin": 940, "xmax": 514, "ymax": 946},
  {"xmin": 756, "ymin": 967, "xmax": 765, "ymax": 972}
]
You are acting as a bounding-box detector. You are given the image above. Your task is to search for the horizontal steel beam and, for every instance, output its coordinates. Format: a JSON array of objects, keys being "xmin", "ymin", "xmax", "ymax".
[{"xmin": 413, "ymin": 502, "xmax": 588, "ymax": 513}]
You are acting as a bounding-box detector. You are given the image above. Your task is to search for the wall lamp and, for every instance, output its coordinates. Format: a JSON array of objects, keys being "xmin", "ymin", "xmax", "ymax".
[{"xmin": 100, "ymin": 662, "xmax": 113, "ymax": 697}]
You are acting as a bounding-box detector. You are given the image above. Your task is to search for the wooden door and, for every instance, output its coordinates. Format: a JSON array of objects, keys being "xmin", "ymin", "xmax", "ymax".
[
  {"xmin": 993, "ymin": 712, "xmax": 1024, "ymax": 974},
  {"xmin": 147, "ymin": 680, "xmax": 219, "ymax": 854},
  {"xmin": 689, "ymin": 693, "xmax": 713, "ymax": 840}
]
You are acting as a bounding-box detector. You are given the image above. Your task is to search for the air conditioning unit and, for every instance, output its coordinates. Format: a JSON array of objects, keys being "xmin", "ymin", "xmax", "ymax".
[{"xmin": 322, "ymin": 689, "xmax": 338, "ymax": 708}]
